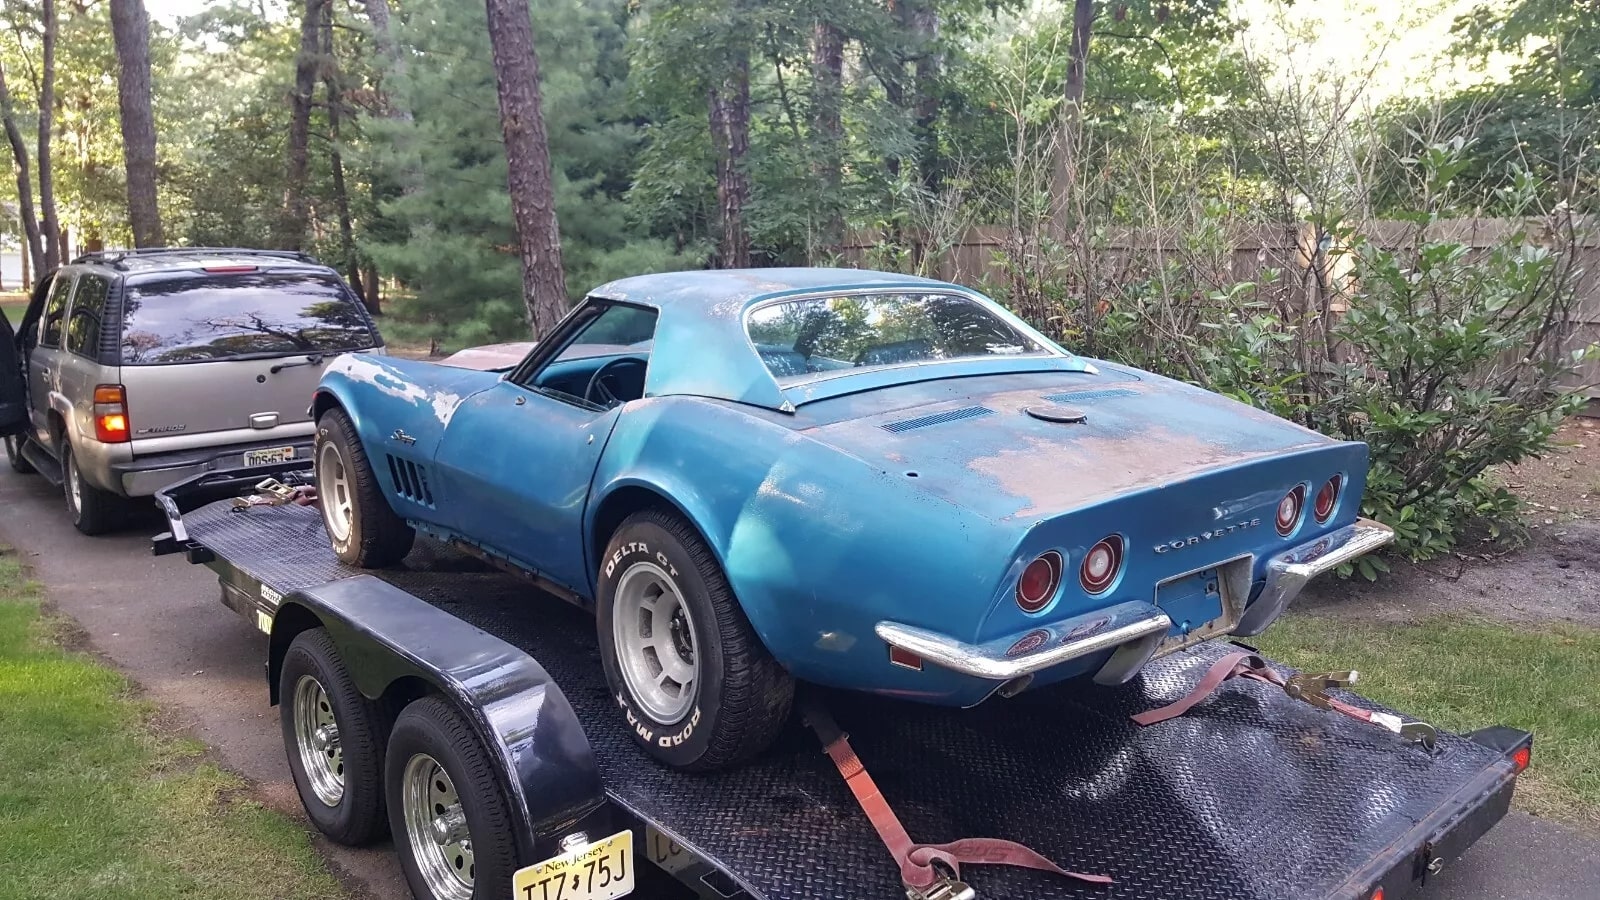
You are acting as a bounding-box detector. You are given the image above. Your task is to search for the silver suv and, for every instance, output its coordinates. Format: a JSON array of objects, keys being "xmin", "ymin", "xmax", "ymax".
[{"xmin": 0, "ymin": 248, "xmax": 384, "ymax": 534}]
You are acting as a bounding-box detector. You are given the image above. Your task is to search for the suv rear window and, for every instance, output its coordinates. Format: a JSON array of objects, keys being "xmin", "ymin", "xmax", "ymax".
[{"xmin": 119, "ymin": 272, "xmax": 378, "ymax": 364}]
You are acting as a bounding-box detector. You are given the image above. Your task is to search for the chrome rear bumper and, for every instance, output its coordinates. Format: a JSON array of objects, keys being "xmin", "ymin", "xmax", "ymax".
[{"xmin": 876, "ymin": 517, "xmax": 1395, "ymax": 690}]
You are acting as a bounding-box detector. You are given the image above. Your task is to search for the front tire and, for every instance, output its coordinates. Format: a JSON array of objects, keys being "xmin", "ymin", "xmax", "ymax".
[
  {"xmin": 596, "ymin": 509, "xmax": 794, "ymax": 771},
  {"xmin": 315, "ymin": 408, "xmax": 414, "ymax": 567},
  {"xmin": 4, "ymin": 434, "xmax": 34, "ymax": 474},
  {"xmin": 387, "ymin": 696, "xmax": 518, "ymax": 900},
  {"xmin": 62, "ymin": 442, "xmax": 125, "ymax": 535},
  {"xmin": 279, "ymin": 628, "xmax": 392, "ymax": 846}
]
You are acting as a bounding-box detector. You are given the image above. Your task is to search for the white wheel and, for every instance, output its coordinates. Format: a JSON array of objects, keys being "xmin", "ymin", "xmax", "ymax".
[
  {"xmin": 612, "ymin": 560, "xmax": 700, "ymax": 724},
  {"xmin": 317, "ymin": 439, "xmax": 354, "ymax": 543}
]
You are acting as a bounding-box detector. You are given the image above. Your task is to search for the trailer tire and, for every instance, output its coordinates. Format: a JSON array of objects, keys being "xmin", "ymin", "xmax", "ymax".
[
  {"xmin": 63, "ymin": 442, "xmax": 125, "ymax": 535},
  {"xmin": 315, "ymin": 407, "xmax": 414, "ymax": 567},
  {"xmin": 4, "ymin": 435, "xmax": 34, "ymax": 474},
  {"xmin": 387, "ymin": 696, "xmax": 517, "ymax": 900},
  {"xmin": 597, "ymin": 509, "xmax": 794, "ymax": 771},
  {"xmin": 279, "ymin": 628, "xmax": 392, "ymax": 846}
]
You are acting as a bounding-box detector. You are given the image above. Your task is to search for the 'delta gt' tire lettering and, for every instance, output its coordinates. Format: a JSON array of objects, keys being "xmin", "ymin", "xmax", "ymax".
[{"xmin": 595, "ymin": 509, "xmax": 794, "ymax": 771}]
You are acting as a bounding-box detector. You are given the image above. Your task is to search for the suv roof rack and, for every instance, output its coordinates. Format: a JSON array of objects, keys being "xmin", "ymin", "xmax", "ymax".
[{"xmin": 71, "ymin": 247, "xmax": 319, "ymax": 269}]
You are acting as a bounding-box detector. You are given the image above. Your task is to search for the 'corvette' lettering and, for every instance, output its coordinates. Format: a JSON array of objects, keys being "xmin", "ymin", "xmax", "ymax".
[{"xmin": 1153, "ymin": 518, "xmax": 1262, "ymax": 553}]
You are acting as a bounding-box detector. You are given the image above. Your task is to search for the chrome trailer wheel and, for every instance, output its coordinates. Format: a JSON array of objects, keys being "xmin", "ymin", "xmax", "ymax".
[
  {"xmin": 612, "ymin": 561, "xmax": 700, "ymax": 724},
  {"xmin": 292, "ymin": 674, "xmax": 345, "ymax": 807},
  {"xmin": 400, "ymin": 752, "xmax": 475, "ymax": 900}
]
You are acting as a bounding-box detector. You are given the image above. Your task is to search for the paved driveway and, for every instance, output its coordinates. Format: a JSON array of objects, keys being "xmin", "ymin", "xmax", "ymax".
[{"xmin": 1, "ymin": 465, "xmax": 1597, "ymax": 900}]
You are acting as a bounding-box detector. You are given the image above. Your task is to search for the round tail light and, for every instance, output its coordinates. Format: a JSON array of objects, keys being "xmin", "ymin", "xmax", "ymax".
[
  {"xmin": 1314, "ymin": 475, "xmax": 1341, "ymax": 522},
  {"xmin": 1079, "ymin": 536, "xmax": 1123, "ymax": 595},
  {"xmin": 1276, "ymin": 485, "xmax": 1306, "ymax": 536},
  {"xmin": 1016, "ymin": 551, "xmax": 1064, "ymax": 613}
]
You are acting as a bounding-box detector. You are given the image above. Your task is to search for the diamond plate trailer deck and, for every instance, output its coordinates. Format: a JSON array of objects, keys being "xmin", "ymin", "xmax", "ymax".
[{"xmin": 154, "ymin": 464, "xmax": 1529, "ymax": 900}]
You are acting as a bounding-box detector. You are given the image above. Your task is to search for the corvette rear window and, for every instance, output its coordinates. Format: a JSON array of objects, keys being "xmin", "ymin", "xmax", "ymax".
[
  {"xmin": 745, "ymin": 291, "xmax": 1049, "ymax": 381},
  {"xmin": 120, "ymin": 272, "xmax": 378, "ymax": 364}
]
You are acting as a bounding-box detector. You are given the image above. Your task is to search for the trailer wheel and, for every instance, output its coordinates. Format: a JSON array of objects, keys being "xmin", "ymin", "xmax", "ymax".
[
  {"xmin": 279, "ymin": 628, "xmax": 391, "ymax": 846},
  {"xmin": 387, "ymin": 696, "xmax": 517, "ymax": 900},
  {"xmin": 315, "ymin": 408, "xmax": 415, "ymax": 567},
  {"xmin": 4, "ymin": 435, "xmax": 34, "ymax": 474},
  {"xmin": 597, "ymin": 509, "xmax": 794, "ymax": 771}
]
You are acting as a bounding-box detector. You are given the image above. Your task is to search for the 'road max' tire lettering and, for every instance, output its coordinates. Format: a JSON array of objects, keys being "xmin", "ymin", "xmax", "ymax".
[
  {"xmin": 617, "ymin": 691, "xmax": 655, "ymax": 743},
  {"xmin": 658, "ymin": 707, "xmax": 701, "ymax": 748}
]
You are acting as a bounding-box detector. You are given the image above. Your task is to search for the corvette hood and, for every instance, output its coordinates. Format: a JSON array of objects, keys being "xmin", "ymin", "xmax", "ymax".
[{"xmin": 797, "ymin": 372, "xmax": 1345, "ymax": 524}]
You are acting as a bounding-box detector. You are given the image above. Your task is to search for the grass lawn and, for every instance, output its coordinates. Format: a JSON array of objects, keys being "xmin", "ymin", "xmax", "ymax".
[
  {"xmin": 0, "ymin": 297, "xmax": 24, "ymax": 326},
  {"xmin": 0, "ymin": 548, "xmax": 345, "ymax": 900},
  {"xmin": 1256, "ymin": 614, "xmax": 1600, "ymax": 831}
]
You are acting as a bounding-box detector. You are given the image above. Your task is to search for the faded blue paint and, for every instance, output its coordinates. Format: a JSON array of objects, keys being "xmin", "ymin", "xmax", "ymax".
[{"xmin": 314, "ymin": 268, "xmax": 1373, "ymax": 707}]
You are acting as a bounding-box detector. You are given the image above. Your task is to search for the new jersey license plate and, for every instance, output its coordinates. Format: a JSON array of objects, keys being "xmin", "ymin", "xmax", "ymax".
[
  {"xmin": 512, "ymin": 830, "xmax": 634, "ymax": 900},
  {"xmin": 242, "ymin": 446, "xmax": 296, "ymax": 467}
]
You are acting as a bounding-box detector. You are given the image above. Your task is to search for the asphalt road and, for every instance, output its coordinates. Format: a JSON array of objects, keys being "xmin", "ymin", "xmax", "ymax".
[{"xmin": 3, "ymin": 463, "xmax": 1599, "ymax": 900}]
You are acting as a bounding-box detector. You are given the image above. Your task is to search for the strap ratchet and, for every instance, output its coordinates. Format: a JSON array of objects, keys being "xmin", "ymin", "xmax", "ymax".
[{"xmin": 231, "ymin": 477, "xmax": 319, "ymax": 511}]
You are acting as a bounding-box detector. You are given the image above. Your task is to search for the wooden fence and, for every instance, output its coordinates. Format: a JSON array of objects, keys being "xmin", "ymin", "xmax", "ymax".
[{"xmin": 840, "ymin": 219, "xmax": 1600, "ymax": 400}]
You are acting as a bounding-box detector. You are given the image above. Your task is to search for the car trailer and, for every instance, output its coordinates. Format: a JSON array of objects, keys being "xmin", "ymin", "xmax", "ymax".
[{"xmin": 154, "ymin": 463, "xmax": 1533, "ymax": 900}]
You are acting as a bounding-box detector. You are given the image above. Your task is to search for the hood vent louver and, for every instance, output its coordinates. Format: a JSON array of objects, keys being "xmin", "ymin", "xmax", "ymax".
[
  {"xmin": 1041, "ymin": 388, "xmax": 1138, "ymax": 403},
  {"xmin": 881, "ymin": 405, "xmax": 995, "ymax": 433}
]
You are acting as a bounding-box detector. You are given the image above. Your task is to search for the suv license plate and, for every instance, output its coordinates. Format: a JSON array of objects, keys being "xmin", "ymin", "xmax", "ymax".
[
  {"xmin": 513, "ymin": 829, "xmax": 634, "ymax": 900},
  {"xmin": 243, "ymin": 446, "xmax": 296, "ymax": 467}
]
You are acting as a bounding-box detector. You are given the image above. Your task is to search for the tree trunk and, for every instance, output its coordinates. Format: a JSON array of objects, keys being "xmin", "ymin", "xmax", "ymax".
[
  {"xmin": 810, "ymin": 20, "xmax": 845, "ymax": 257},
  {"xmin": 0, "ymin": 63, "xmax": 44, "ymax": 280},
  {"xmin": 1049, "ymin": 0, "xmax": 1096, "ymax": 232},
  {"xmin": 910, "ymin": 2, "xmax": 942, "ymax": 194},
  {"xmin": 319, "ymin": 2, "xmax": 368, "ymax": 309},
  {"xmin": 362, "ymin": 262, "xmax": 381, "ymax": 315},
  {"xmin": 708, "ymin": 50, "xmax": 752, "ymax": 269},
  {"xmin": 110, "ymin": 0, "xmax": 163, "ymax": 247},
  {"xmin": 279, "ymin": 0, "xmax": 326, "ymax": 251},
  {"xmin": 483, "ymin": 0, "xmax": 567, "ymax": 336},
  {"xmin": 39, "ymin": 0, "xmax": 62, "ymax": 269}
]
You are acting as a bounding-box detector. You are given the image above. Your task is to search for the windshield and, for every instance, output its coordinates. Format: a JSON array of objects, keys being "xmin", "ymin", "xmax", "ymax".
[
  {"xmin": 120, "ymin": 272, "xmax": 379, "ymax": 364},
  {"xmin": 745, "ymin": 291, "xmax": 1050, "ymax": 381}
]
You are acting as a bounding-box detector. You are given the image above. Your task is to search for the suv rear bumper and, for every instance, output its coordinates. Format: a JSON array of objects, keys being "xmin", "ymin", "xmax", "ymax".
[{"xmin": 110, "ymin": 436, "xmax": 315, "ymax": 497}]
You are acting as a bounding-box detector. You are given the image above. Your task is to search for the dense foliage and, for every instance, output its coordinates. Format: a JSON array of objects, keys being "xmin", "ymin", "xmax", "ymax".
[{"xmin": 0, "ymin": 0, "xmax": 1594, "ymax": 563}]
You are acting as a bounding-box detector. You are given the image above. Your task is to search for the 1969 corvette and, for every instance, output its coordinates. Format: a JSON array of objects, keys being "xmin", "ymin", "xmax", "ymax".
[{"xmin": 310, "ymin": 268, "xmax": 1393, "ymax": 770}]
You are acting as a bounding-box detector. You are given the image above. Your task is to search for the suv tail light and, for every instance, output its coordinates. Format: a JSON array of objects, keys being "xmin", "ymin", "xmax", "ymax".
[{"xmin": 93, "ymin": 385, "xmax": 130, "ymax": 443}]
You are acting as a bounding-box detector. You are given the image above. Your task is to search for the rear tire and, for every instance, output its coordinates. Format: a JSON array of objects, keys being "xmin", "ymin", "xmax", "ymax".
[
  {"xmin": 387, "ymin": 696, "xmax": 518, "ymax": 900},
  {"xmin": 62, "ymin": 443, "xmax": 125, "ymax": 535},
  {"xmin": 315, "ymin": 407, "xmax": 414, "ymax": 567},
  {"xmin": 596, "ymin": 509, "xmax": 794, "ymax": 771},
  {"xmin": 4, "ymin": 434, "xmax": 34, "ymax": 474},
  {"xmin": 279, "ymin": 628, "xmax": 392, "ymax": 846}
]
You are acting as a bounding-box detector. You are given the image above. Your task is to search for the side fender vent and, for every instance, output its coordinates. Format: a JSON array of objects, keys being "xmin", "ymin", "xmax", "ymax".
[
  {"xmin": 1041, "ymin": 388, "xmax": 1138, "ymax": 403},
  {"xmin": 881, "ymin": 405, "xmax": 995, "ymax": 433},
  {"xmin": 386, "ymin": 454, "xmax": 435, "ymax": 506}
]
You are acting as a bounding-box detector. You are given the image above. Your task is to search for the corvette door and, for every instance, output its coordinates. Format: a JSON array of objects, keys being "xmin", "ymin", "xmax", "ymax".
[{"xmin": 432, "ymin": 300, "xmax": 656, "ymax": 596}]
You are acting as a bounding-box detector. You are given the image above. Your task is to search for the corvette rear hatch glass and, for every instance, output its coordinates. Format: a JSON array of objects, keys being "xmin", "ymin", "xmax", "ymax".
[
  {"xmin": 119, "ymin": 272, "xmax": 378, "ymax": 365},
  {"xmin": 746, "ymin": 291, "xmax": 1051, "ymax": 382}
]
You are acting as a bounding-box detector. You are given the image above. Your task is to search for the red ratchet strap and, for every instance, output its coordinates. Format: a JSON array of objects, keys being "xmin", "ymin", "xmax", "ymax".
[
  {"xmin": 1132, "ymin": 649, "xmax": 1412, "ymax": 735},
  {"xmin": 801, "ymin": 699, "xmax": 1113, "ymax": 893},
  {"xmin": 1132, "ymin": 648, "xmax": 1281, "ymax": 726}
]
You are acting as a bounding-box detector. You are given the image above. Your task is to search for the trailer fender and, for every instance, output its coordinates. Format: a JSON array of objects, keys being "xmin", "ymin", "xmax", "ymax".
[{"xmin": 269, "ymin": 575, "xmax": 609, "ymax": 860}]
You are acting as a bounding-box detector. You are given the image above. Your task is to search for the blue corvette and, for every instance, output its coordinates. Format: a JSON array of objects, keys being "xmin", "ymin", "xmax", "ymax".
[{"xmin": 310, "ymin": 268, "xmax": 1392, "ymax": 770}]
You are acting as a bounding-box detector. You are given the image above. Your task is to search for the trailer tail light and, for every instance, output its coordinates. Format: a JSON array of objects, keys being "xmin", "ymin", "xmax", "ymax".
[
  {"xmin": 1314, "ymin": 475, "xmax": 1341, "ymax": 523},
  {"xmin": 1016, "ymin": 551, "xmax": 1063, "ymax": 612},
  {"xmin": 1275, "ymin": 486, "xmax": 1305, "ymax": 536},
  {"xmin": 1512, "ymin": 744, "xmax": 1531, "ymax": 773},
  {"xmin": 1079, "ymin": 536, "xmax": 1123, "ymax": 595},
  {"xmin": 93, "ymin": 385, "xmax": 130, "ymax": 443},
  {"xmin": 1369, "ymin": 890, "xmax": 1384, "ymax": 900}
]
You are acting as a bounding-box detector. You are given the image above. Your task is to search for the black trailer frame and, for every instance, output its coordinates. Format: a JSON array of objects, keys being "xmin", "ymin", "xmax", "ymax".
[{"xmin": 154, "ymin": 464, "xmax": 1532, "ymax": 900}]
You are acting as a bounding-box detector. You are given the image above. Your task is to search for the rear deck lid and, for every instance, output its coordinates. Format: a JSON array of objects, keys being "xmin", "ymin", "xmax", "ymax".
[{"xmin": 118, "ymin": 269, "xmax": 381, "ymax": 442}]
